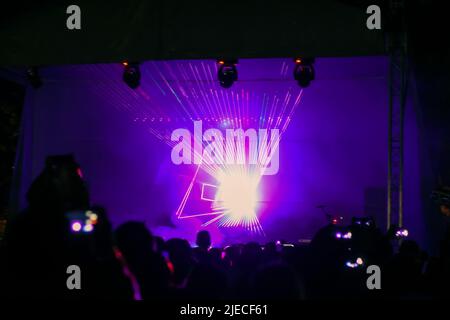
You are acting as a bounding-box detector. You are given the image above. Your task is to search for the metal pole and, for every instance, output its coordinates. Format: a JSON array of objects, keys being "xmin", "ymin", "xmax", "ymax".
[
  {"xmin": 386, "ymin": 0, "xmax": 407, "ymax": 230},
  {"xmin": 398, "ymin": 32, "xmax": 408, "ymax": 228},
  {"xmin": 387, "ymin": 53, "xmax": 393, "ymax": 230},
  {"xmin": 398, "ymin": 52, "xmax": 404, "ymax": 228}
]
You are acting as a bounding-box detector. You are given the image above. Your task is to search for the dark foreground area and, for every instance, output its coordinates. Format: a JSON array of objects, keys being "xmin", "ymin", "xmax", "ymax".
[{"xmin": 1, "ymin": 155, "xmax": 450, "ymax": 300}]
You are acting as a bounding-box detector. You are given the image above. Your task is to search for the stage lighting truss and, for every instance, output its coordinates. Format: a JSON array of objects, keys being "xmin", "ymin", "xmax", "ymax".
[
  {"xmin": 217, "ymin": 59, "xmax": 238, "ymax": 88},
  {"xmin": 293, "ymin": 58, "xmax": 315, "ymax": 88},
  {"xmin": 122, "ymin": 61, "xmax": 141, "ymax": 89}
]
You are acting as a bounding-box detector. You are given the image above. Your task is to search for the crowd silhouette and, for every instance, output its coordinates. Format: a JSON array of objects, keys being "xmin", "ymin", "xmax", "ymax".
[{"xmin": 1, "ymin": 154, "xmax": 450, "ymax": 300}]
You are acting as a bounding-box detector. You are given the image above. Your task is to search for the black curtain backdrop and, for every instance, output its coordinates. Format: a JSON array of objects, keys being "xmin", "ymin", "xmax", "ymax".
[
  {"xmin": 408, "ymin": 2, "xmax": 450, "ymax": 254},
  {"xmin": 0, "ymin": 0, "xmax": 385, "ymax": 66}
]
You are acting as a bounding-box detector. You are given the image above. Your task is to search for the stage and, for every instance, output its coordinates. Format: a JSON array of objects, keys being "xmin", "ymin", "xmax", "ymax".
[{"xmin": 12, "ymin": 57, "xmax": 423, "ymax": 245}]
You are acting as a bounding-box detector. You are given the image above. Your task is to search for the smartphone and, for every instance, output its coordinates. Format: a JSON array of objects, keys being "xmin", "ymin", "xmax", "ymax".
[{"xmin": 65, "ymin": 210, "xmax": 98, "ymax": 233}]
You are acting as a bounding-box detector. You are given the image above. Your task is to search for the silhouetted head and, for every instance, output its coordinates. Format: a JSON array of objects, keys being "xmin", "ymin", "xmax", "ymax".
[
  {"xmin": 115, "ymin": 221, "xmax": 153, "ymax": 259},
  {"xmin": 165, "ymin": 238, "xmax": 193, "ymax": 285},
  {"xmin": 242, "ymin": 242, "xmax": 262, "ymax": 256},
  {"xmin": 166, "ymin": 238, "xmax": 192, "ymax": 263},
  {"xmin": 26, "ymin": 154, "xmax": 89, "ymax": 213},
  {"xmin": 238, "ymin": 242, "xmax": 262, "ymax": 268},
  {"xmin": 196, "ymin": 230, "xmax": 211, "ymax": 250},
  {"xmin": 223, "ymin": 245, "xmax": 240, "ymax": 267},
  {"xmin": 264, "ymin": 242, "xmax": 277, "ymax": 253},
  {"xmin": 260, "ymin": 242, "xmax": 280, "ymax": 264},
  {"xmin": 399, "ymin": 240, "xmax": 420, "ymax": 257}
]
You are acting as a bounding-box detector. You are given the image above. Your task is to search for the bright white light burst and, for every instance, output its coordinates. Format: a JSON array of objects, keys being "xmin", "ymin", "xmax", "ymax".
[{"xmin": 213, "ymin": 170, "xmax": 260, "ymax": 229}]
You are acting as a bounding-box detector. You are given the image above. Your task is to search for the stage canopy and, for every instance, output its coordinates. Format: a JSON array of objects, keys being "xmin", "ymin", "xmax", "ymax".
[
  {"xmin": 11, "ymin": 57, "xmax": 425, "ymax": 245},
  {"xmin": 0, "ymin": 0, "xmax": 384, "ymax": 66}
]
